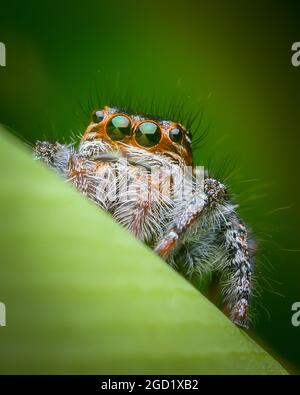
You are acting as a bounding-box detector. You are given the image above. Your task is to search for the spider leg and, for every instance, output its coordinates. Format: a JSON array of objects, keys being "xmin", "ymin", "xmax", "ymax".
[
  {"xmin": 221, "ymin": 214, "xmax": 254, "ymax": 328},
  {"xmin": 154, "ymin": 178, "xmax": 225, "ymax": 258},
  {"xmin": 113, "ymin": 167, "xmax": 153, "ymax": 241},
  {"xmin": 154, "ymin": 196, "xmax": 207, "ymax": 258},
  {"xmin": 34, "ymin": 141, "xmax": 112, "ymax": 208},
  {"xmin": 33, "ymin": 141, "xmax": 72, "ymax": 177},
  {"xmin": 113, "ymin": 166, "xmax": 174, "ymax": 243}
]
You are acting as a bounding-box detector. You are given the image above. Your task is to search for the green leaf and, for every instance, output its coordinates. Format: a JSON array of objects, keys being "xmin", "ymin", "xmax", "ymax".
[{"xmin": 0, "ymin": 127, "xmax": 287, "ymax": 374}]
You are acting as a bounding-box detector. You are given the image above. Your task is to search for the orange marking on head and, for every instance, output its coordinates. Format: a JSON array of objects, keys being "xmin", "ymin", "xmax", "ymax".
[{"xmin": 81, "ymin": 106, "xmax": 193, "ymax": 166}]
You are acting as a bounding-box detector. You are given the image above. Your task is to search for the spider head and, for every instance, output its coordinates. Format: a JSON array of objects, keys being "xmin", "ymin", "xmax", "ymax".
[{"xmin": 81, "ymin": 106, "xmax": 193, "ymax": 165}]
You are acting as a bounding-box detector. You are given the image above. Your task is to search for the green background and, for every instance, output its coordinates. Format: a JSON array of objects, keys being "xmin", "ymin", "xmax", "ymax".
[{"xmin": 0, "ymin": 0, "xmax": 299, "ymax": 372}]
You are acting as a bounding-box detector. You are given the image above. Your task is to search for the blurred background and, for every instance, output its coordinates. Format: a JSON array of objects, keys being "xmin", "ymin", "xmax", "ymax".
[{"xmin": 0, "ymin": 0, "xmax": 299, "ymax": 373}]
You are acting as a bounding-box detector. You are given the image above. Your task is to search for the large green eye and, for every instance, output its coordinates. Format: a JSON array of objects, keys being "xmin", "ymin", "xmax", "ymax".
[
  {"xmin": 92, "ymin": 110, "xmax": 104, "ymax": 123},
  {"xmin": 135, "ymin": 122, "xmax": 161, "ymax": 147},
  {"xmin": 107, "ymin": 115, "xmax": 131, "ymax": 141},
  {"xmin": 169, "ymin": 127, "xmax": 183, "ymax": 143}
]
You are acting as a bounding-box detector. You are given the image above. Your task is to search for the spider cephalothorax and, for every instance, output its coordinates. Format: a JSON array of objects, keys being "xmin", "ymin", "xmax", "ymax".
[{"xmin": 34, "ymin": 105, "xmax": 255, "ymax": 328}]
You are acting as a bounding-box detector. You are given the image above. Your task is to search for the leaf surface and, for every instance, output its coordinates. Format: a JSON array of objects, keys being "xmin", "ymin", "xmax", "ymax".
[{"xmin": 0, "ymin": 128, "xmax": 287, "ymax": 374}]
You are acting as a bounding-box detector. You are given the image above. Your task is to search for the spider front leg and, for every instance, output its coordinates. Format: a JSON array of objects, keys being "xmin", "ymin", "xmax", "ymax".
[
  {"xmin": 34, "ymin": 141, "xmax": 103, "ymax": 204},
  {"xmin": 154, "ymin": 193, "xmax": 208, "ymax": 258},
  {"xmin": 154, "ymin": 178, "xmax": 224, "ymax": 258},
  {"xmin": 33, "ymin": 141, "xmax": 72, "ymax": 177}
]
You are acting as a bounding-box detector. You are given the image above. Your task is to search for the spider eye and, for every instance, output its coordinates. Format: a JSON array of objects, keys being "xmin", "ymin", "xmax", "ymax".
[
  {"xmin": 169, "ymin": 127, "xmax": 183, "ymax": 143},
  {"xmin": 135, "ymin": 122, "xmax": 161, "ymax": 147},
  {"xmin": 92, "ymin": 110, "xmax": 104, "ymax": 123},
  {"xmin": 107, "ymin": 115, "xmax": 131, "ymax": 141}
]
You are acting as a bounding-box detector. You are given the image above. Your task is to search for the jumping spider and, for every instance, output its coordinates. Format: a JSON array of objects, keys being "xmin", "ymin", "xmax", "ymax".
[{"xmin": 34, "ymin": 105, "xmax": 255, "ymax": 328}]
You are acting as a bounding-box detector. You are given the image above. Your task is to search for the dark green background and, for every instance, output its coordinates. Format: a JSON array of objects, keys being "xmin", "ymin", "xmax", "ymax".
[{"xmin": 0, "ymin": 0, "xmax": 299, "ymax": 372}]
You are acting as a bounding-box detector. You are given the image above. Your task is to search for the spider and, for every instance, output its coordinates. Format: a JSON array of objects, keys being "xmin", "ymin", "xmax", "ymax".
[{"xmin": 33, "ymin": 105, "xmax": 255, "ymax": 328}]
